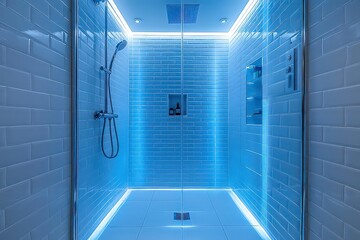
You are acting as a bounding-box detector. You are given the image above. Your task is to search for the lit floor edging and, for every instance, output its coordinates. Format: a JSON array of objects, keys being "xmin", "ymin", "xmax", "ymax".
[
  {"xmin": 88, "ymin": 189, "xmax": 132, "ymax": 240},
  {"xmin": 88, "ymin": 188, "xmax": 271, "ymax": 240},
  {"xmin": 229, "ymin": 190, "xmax": 271, "ymax": 240}
]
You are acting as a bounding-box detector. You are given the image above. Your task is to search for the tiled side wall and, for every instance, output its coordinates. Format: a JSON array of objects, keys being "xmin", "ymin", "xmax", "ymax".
[
  {"xmin": 129, "ymin": 37, "xmax": 228, "ymax": 188},
  {"xmin": 77, "ymin": 0, "xmax": 129, "ymax": 239},
  {"xmin": 0, "ymin": 0, "xmax": 71, "ymax": 239},
  {"xmin": 229, "ymin": 1, "xmax": 303, "ymax": 240},
  {"xmin": 307, "ymin": 0, "xmax": 360, "ymax": 239}
]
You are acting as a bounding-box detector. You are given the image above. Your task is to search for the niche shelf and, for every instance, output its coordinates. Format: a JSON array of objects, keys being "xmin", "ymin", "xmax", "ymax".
[
  {"xmin": 168, "ymin": 94, "xmax": 187, "ymax": 116},
  {"xmin": 246, "ymin": 58, "xmax": 263, "ymax": 125}
]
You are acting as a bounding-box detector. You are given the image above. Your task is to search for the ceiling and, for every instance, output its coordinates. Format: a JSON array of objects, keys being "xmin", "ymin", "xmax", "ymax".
[{"xmin": 113, "ymin": 0, "xmax": 249, "ymax": 33}]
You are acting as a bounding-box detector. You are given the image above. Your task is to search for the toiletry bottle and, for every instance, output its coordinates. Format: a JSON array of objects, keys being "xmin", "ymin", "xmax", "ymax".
[
  {"xmin": 169, "ymin": 108, "xmax": 175, "ymax": 116},
  {"xmin": 175, "ymin": 103, "xmax": 181, "ymax": 115}
]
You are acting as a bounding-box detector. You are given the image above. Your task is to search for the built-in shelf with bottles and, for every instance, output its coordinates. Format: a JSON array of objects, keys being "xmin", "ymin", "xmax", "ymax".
[
  {"xmin": 168, "ymin": 94, "xmax": 187, "ymax": 116},
  {"xmin": 246, "ymin": 58, "xmax": 263, "ymax": 125}
]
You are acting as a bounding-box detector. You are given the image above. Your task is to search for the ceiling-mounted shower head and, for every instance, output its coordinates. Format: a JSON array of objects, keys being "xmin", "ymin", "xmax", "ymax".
[
  {"xmin": 115, "ymin": 40, "xmax": 128, "ymax": 53},
  {"xmin": 94, "ymin": 0, "xmax": 107, "ymax": 5}
]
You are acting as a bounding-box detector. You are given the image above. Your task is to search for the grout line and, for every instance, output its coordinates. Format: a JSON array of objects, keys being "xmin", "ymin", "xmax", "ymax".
[
  {"xmin": 207, "ymin": 190, "xmax": 230, "ymax": 240},
  {"xmin": 138, "ymin": 190, "xmax": 154, "ymax": 236}
]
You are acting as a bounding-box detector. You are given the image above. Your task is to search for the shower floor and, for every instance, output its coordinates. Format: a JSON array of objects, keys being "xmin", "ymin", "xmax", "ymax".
[{"xmin": 99, "ymin": 190, "xmax": 266, "ymax": 240}]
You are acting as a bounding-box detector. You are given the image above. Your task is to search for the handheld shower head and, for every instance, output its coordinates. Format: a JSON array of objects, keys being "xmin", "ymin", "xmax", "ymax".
[
  {"xmin": 116, "ymin": 40, "xmax": 128, "ymax": 53},
  {"xmin": 109, "ymin": 40, "xmax": 128, "ymax": 72}
]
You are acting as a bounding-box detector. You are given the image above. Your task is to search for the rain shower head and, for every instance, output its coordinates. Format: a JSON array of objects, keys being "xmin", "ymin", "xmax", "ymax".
[
  {"xmin": 116, "ymin": 40, "xmax": 128, "ymax": 53},
  {"xmin": 94, "ymin": 0, "xmax": 107, "ymax": 5}
]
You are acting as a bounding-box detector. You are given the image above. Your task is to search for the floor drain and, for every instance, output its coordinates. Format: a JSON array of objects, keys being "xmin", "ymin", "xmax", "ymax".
[{"xmin": 174, "ymin": 212, "xmax": 190, "ymax": 220}]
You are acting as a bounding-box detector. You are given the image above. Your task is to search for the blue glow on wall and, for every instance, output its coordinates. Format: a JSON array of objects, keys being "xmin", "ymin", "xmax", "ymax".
[{"xmin": 129, "ymin": 37, "xmax": 229, "ymax": 188}]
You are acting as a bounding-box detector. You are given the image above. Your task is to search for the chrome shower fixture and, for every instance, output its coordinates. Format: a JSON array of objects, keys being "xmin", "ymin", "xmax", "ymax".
[
  {"xmin": 95, "ymin": 39, "xmax": 128, "ymax": 159},
  {"xmin": 109, "ymin": 40, "xmax": 127, "ymax": 72},
  {"xmin": 94, "ymin": 0, "xmax": 107, "ymax": 5},
  {"xmin": 92, "ymin": 0, "xmax": 128, "ymax": 159},
  {"xmin": 99, "ymin": 40, "xmax": 127, "ymax": 77},
  {"xmin": 115, "ymin": 40, "xmax": 128, "ymax": 52}
]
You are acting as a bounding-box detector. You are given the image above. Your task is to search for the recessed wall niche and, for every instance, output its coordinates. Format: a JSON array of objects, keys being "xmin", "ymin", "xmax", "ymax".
[
  {"xmin": 168, "ymin": 94, "xmax": 187, "ymax": 116},
  {"xmin": 246, "ymin": 58, "xmax": 263, "ymax": 125}
]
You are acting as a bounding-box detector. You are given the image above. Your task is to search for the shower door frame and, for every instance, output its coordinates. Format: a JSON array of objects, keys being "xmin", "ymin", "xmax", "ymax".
[
  {"xmin": 301, "ymin": 0, "xmax": 308, "ymax": 240},
  {"xmin": 70, "ymin": 0, "xmax": 186, "ymax": 238},
  {"xmin": 71, "ymin": 0, "xmax": 79, "ymax": 238}
]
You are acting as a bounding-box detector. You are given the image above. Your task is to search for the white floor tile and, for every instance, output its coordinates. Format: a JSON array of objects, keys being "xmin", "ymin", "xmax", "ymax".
[
  {"xmin": 127, "ymin": 190, "xmax": 155, "ymax": 201},
  {"xmin": 216, "ymin": 211, "xmax": 253, "ymax": 226},
  {"xmin": 109, "ymin": 202, "xmax": 150, "ymax": 227},
  {"xmin": 153, "ymin": 190, "xmax": 182, "ymax": 201},
  {"xmin": 137, "ymin": 227, "xmax": 182, "ymax": 240},
  {"xmin": 148, "ymin": 201, "xmax": 182, "ymax": 213},
  {"xmin": 183, "ymin": 226, "xmax": 228, "ymax": 240},
  {"xmin": 143, "ymin": 211, "xmax": 183, "ymax": 227},
  {"xmin": 183, "ymin": 191, "xmax": 210, "ymax": 201},
  {"xmin": 224, "ymin": 226, "xmax": 264, "ymax": 240},
  {"xmin": 183, "ymin": 198, "xmax": 214, "ymax": 212},
  {"xmin": 99, "ymin": 227, "xmax": 140, "ymax": 240},
  {"xmin": 189, "ymin": 211, "xmax": 221, "ymax": 226}
]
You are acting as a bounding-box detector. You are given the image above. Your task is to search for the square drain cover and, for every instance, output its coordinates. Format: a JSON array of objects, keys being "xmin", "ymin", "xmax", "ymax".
[{"xmin": 174, "ymin": 212, "xmax": 190, "ymax": 220}]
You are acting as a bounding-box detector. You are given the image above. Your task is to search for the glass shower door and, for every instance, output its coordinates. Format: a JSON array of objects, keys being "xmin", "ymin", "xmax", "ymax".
[
  {"xmin": 179, "ymin": 0, "xmax": 305, "ymax": 239},
  {"xmin": 127, "ymin": 0, "xmax": 186, "ymax": 237},
  {"xmin": 179, "ymin": 1, "xmax": 232, "ymax": 237},
  {"xmin": 229, "ymin": 0, "xmax": 305, "ymax": 239},
  {"xmin": 260, "ymin": 1, "xmax": 305, "ymax": 239}
]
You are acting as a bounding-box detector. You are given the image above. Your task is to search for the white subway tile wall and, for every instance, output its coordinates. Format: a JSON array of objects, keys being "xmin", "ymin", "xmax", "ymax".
[
  {"xmin": 0, "ymin": 0, "xmax": 71, "ymax": 239},
  {"xmin": 76, "ymin": 0, "xmax": 129, "ymax": 239},
  {"xmin": 129, "ymin": 37, "xmax": 182, "ymax": 187},
  {"xmin": 307, "ymin": 0, "xmax": 360, "ymax": 239},
  {"xmin": 129, "ymin": 37, "xmax": 229, "ymax": 188}
]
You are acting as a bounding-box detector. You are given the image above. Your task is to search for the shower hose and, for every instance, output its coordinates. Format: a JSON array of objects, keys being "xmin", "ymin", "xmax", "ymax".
[{"xmin": 101, "ymin": 73, "xmax": 120, "ymax": 159}]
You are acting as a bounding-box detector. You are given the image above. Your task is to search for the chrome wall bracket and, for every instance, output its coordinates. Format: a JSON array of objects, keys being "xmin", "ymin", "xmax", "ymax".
[{"xmin": 100, "ymin": 66, "xmax": 112, "ymax": 75}]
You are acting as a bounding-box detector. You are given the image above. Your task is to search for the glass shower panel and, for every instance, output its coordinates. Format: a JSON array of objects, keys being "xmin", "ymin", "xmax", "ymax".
[
  {"xmin": 128, "ymin": 2, "xmax": 183, "ymax": 189},
  {"xmin": 76, "ymin": 0, "xmax": 130, "ymax": 239},
  {"xmin": 262, "ymin": 1, "xmax": 304, "ymax": 239},
  {"xmin": 181, "ymin": 30, "xmax": 229, "ymax": 189},
  {"xmin": 229, "ymin": 0, "xmax": 304, "ymax": 239},
  {"xmin": 180, "ymin": 1, "xmax": 230, "ymax": 237},
  {"xmin": 127, "ymin": 0, "xmax": 185, "ymax": 234}
]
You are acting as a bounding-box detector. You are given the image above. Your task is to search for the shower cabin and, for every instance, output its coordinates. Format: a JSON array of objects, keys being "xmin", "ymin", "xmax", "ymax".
[{"xmin": 72, "ymin": 0, "xmax": 305, "ymax": 239}]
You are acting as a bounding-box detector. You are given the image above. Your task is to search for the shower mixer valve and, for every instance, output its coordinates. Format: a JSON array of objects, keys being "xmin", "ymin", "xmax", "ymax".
[
  {"xmin": 94, "ymin": 110, "xmax": 119, "ymax": 120},
  {"xmin": 285, "ymin": 47, "xmax": 297, "ymax": 92}
]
